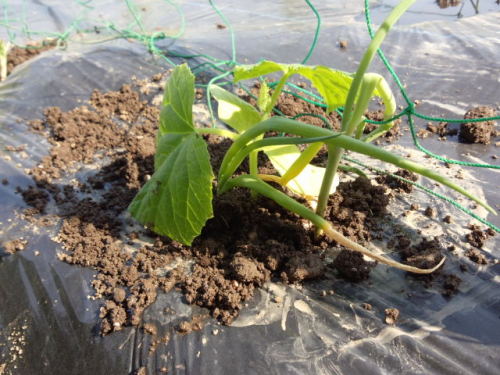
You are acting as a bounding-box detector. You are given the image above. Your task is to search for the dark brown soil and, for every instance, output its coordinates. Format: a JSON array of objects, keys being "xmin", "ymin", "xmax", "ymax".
[
  {"xmin": 364, "ymin": 109, "xmax": 402, "ymax": 143},
  {"xmin": 7, "ymin": 40, "xmax": 57, "ymax": 75},
  {"xmin": 240, "ymin": 82, "xmax": 342, "ymax": 130},
  {"xmin": 425, "ymin": 121, "xmax": 458, "ymax": 138},
  {"xmin": 326, "ymin": 176, "xmax": 389, "ymax": 243},
  {"xmin": 376, "ymin": 169, "xmax": 418, "ymax": 193},
  {"xmin": 464, "ymin": 248, "xmax": 488, "ymax": 265},
  {"xmin": 332, "ymin": 250, "xmax": 375, "ymax": 282},
  {"xmin": 442, "ymin": 274, "xmax": 461, "ymax": 297},
  {"xmin": 459, "ymin": 106, "xmax": 498, "ymax": 144},
  {"xmin": 16, "ymin": 74, "xmax": 465, "ymax": 338},
  {"xmin": 1, "ymin": 239, "xmax": 27, "ymax": 255},
  {"xmin": 465, "ymin": 224, "xmax": 495, "ymax": 249}
]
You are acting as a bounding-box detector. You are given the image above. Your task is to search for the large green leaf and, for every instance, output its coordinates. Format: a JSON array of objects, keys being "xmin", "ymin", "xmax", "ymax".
[
  {"xmin": 210, "ymin": 85, "xmax": 261, "ymax": 132},
  {"xmin": 129, "ymin": 64, "xmax": 214, "ymax": 245},
  {"xmin": 129, "ymin": 133, "xmax": 214, "ymax": 245},
  {"xmin": 234, "ymin": 61, "xmax": 353, "ymax": 113},
  {"xmin": 158, "ymin": 64, "xmax": 195, "ymax": 136}
]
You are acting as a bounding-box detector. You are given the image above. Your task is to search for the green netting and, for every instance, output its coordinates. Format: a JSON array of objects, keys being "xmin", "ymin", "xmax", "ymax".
[{"xmin": 1, "ymin": 0, "xmax": 498, "ymax": 231}]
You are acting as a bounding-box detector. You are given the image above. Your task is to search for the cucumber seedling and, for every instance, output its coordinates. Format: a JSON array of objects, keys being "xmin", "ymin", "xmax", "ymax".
[{"xmin": 129, "ymin": 0, "xmax": 495, "ymax": 274}]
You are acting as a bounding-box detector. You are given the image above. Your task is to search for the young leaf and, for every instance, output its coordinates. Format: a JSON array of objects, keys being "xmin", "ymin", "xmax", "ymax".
[
  {"xmin": 158, "ymin": 64, "xmax": 195, "ymax": 136},
  {"xmin": 264, "ymin": 144, "xmax": 339, "ymax": 198},
  {"xmin": 210, "ymin": 83, "xmax": 340, "ymax": 198},
  {"xmin": 234, "ymin": 61, "xmax": 353, "ymax": 113},
  {"xmin": 129, "ymin": 133, "xmax": 214, "ymax": 245},
  {"xmin": 130, "ymin": 64, "xmax": 214, "ymax": 245},
  {"xmin": 210, "ymin": 85, "xmax": 261, "ymax": 132}
]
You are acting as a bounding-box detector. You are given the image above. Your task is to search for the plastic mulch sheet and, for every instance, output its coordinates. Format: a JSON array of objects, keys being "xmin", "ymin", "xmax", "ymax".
[{"xmin": 1, "ymin": 1, "xmax": 499, "ymax": 374}]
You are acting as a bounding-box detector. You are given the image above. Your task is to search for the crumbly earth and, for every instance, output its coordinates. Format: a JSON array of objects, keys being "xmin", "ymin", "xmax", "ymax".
[
  {"xmin": 15, "ymin": 75, "xmax": 469, "ymax": 337},
  {"xmin": 363, "ymin": 109, "xmax": 402, "ymax": 143},
  {"xmin": 459, "ymin": 106, "xmax": 498, "ymax": 144},
  {"xmin": 7, "ymin": 40, "xmax": 57, "ymax": 76},
  {"xmin": 375, "ymin": 169, "xmax": 418, "ymax": 194}
]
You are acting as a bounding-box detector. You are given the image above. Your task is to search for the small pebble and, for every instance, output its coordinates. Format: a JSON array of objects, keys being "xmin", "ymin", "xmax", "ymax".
[
  {"xmin": 384, "ymin": 308, "xmax": 400, "ymax": 325},
  {"xmin": 424, "ymin": 206, "xmax": 437, "ymax": 218}
]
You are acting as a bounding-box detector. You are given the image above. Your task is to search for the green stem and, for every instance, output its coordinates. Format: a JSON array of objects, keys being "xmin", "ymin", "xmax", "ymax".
[
  {"xmin": 264, "ymin": 72, "xmax": 292, "ymax": 117},
  {"xmin": 226, "ymin": 174, "xmax": 445, "ymax": 274},
  {"xmin": 280, "ymin": 142, "xmax": 323, "ymax": 186},
  {"xmin": 316, "ymin": 0, "xmax": 416, "ymax": 218},
  {"xmin": 342, "ymin": 0, "xmax": 416, "ymax": 133},
  {"xmin": 315, "ymin": 145, "xmax": 343, "ymax": 217},
  {"xmin": 217, "ymin": 117, "xmax": 495, "ymax": 214}
]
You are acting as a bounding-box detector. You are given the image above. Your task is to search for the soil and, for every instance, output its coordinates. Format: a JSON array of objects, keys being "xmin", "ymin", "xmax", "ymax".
[
  {"xmin": 14, "ymin": 73, "xmax": 478, "ymax": 339},
  {"xmin": 239, "ymin": 82, "xmax": 342, "ymax": 130},
  {"xmin": 7, "ymin": 40, "xmax": 57, "ymax": 76},
  {"xmin": 465, "ymin": 224, "xmax": 495, "ymax": 249},
  {"xmin": 464, "ymin": 248, "xmax": 488, "ymax": 265},
  {"xmin": 442, "ymin": 274, "xmax": 461, "ymax": 297},
  {"xmin": 459, "ymin": 106, "xmax": 498, "ymax": 144},
  {"xmin": 1, "ymin": 239, "xmax": 27, "ymax": 255},
  {"xmin": 375, "ymin": 169, "xmax": 418, "ymax": 193},
  {"xmin": 363, "ymin": 109, "xmax": 402, "ymax": 143},
  {"xmin": 425, "ymin": 121, "xmax": 458, "ymax": 139}
]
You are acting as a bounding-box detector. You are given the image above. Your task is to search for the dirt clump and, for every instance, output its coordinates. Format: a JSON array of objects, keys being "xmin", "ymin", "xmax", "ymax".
[
  {"xmin": 2, "ymin": 239, "xmax": 28, "ymax": 255},
  {"xmin": 464, "ymin": 248, "xmax": 487, "ymax": 265},
  {"xmin": 376, "ymin": 169, "xmax": 418, "ymax": 193},
  {"xmin": 459, "ymin": 106, "xmax": 498, "ymax": 144},
  {"xmin": 363, "ymin": 109, "xmax": 402, "ymax": 142},
  {"xmin": 465, "ymin": 224, "xmax": 495, "ymax": 248},
  {"xmin": 426, "ymin": 121, "xmax": 458, "ymax": 138},
  {"xmin": 397, "ymin": 237, "xmax": 444, "ymax": 272},
  {"xmin": 332, "ymin": 250, "xmax": 375, "ymax": 282},
  {"xmin": 326, "ymin": 176, "xmax": 389, "ymax": 243},
  {"xmin": 442, "ymin": 274, "xmax": 461, "ymax": 297},
  {"xmin": 176, "ymin": 315, "xmax": 206, "ymax": 334}
]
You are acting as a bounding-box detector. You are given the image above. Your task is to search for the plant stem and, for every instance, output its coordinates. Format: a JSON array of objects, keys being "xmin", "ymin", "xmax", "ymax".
[
  {"xmin": 226, "ymin": 174, "xmax": 445, "ymax": 274},
  {"xmin": 217, "ymin": 117, "xmax": 495, "ymax": 214},
  {"xmin": 315, "ymin": 144, "xmax": 343, "ymax": 217},
  {"xmin": 315, "ymin": 0, "xmax": 416, "ymax": 219},
  {"xmin": 264, "ymin": 72, "xmax": 292, "ymax": 117},
  {"xmin": 280, "ymin": 142, "xmax": 323, "ymax": 186}
]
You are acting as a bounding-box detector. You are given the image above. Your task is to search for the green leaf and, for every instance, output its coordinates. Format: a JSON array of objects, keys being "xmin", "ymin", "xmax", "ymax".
[
  {"xmin": 234, "ymin": 61, "xmax": 353, "ymax": 113},
  {"xmin": 154, "ymin": 133, "xmax": 190, "ymax": 170},
  {"xmin": 130, "ymin": 64, "xmax": 214, "ymax": 245},
  {"xmin": 159, "ymin": 64, "xmax": 195, "ymax": 136},
  {"xmin": 210, "ymin": 84, "xmax": 261, "ymax": 132},
  {"xmin": 264, "ymin": 145, "xmax": 339, "ymax": 198},
  {"xmin": 129, "ymin": 133, "xmax": 214, "ymax": 245}
]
